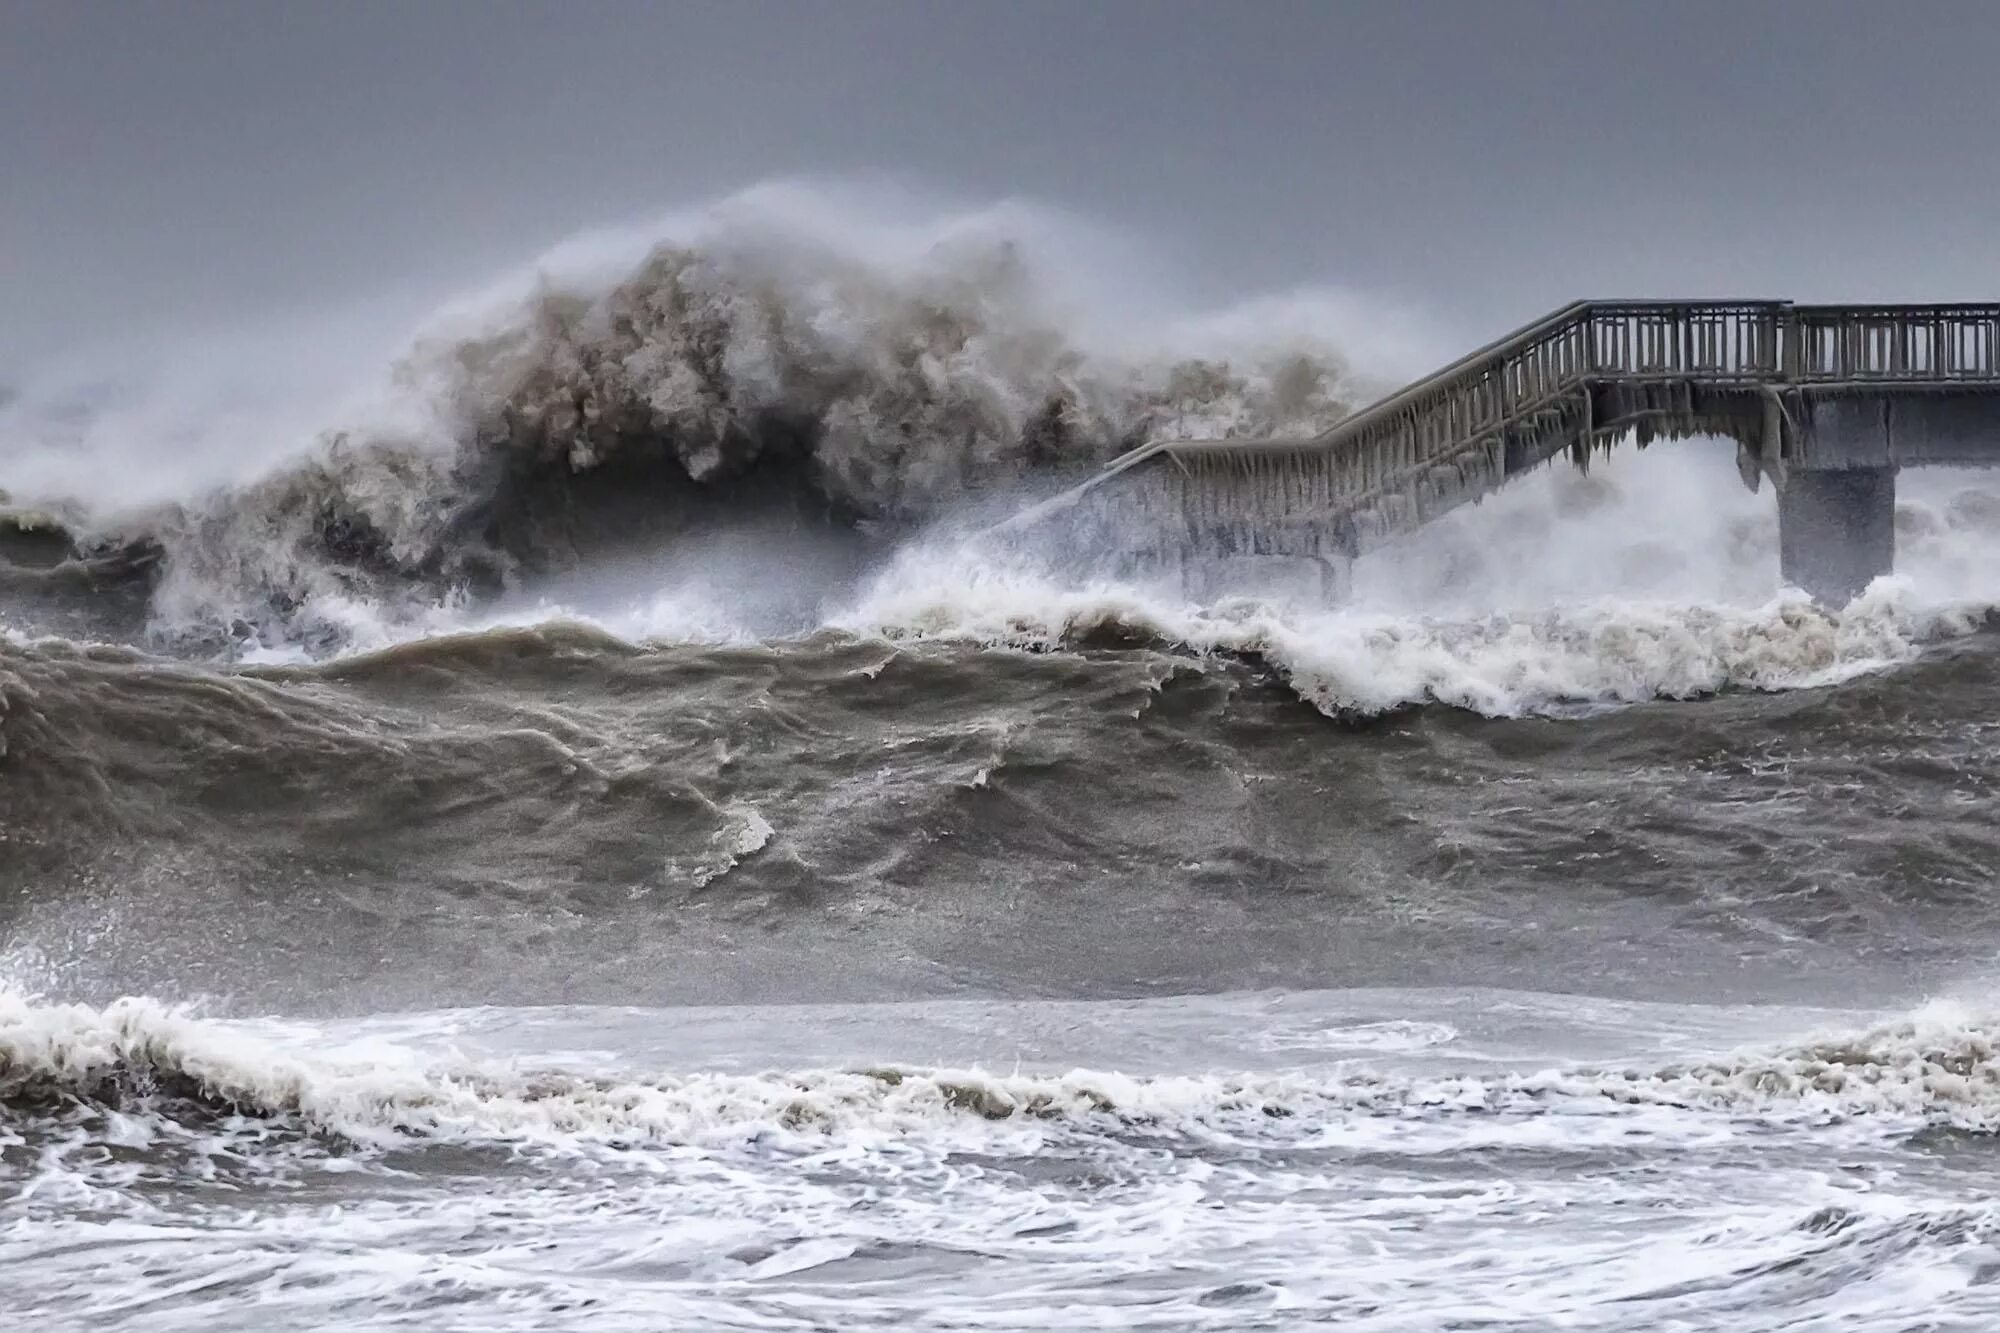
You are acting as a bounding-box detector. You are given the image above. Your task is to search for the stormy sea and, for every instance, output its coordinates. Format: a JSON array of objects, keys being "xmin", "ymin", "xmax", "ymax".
[{"xmin": 8, "ymin": 190, "xmax": 2000, "ymax": 1330}]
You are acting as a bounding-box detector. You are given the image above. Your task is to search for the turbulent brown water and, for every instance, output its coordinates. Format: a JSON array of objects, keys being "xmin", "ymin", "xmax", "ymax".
[
  {"xmin": 9, "ymin": 194, "xmax": 2000, "ymax": 1330},
  {"xmin": 7, "ymin": 604, "xmax": 2000, "ymax": 1016}
]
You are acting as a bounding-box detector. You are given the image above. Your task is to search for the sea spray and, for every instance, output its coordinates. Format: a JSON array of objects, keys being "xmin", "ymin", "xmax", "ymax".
[
  {"xmin": 0, "ymin": 185, "xmax": 1377, "ymax": 651},
  {"xmin": 11, "ymin": 988, "xmax": 2000, "ymax": 1152}
]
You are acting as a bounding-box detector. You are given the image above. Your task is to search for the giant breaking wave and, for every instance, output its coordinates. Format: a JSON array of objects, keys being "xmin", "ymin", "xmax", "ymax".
[
  {"xmin": 0, "ymin": 189, "xmax": 1369, "ymax": 652},
  {"xmin": 10, "ymin": 185, "xmax": 2000, "ymax": 722}
]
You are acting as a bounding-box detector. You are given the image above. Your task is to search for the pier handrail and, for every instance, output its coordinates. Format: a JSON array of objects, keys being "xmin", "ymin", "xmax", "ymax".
[
  {"xmin": 992, "ymin": 300, "xmax": 2000, "ymax": 542},
  {"xmin": 1310, "ymin": 300, "xmax": 1594, "ymax": 450}
]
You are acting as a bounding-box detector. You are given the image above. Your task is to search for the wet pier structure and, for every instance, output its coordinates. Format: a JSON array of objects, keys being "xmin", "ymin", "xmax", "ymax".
[{"xmin": 1004, "ymin": 302, "xmax": 2000, "ymax": 605}]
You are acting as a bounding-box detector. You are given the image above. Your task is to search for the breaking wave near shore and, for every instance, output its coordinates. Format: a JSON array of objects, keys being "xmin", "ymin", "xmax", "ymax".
[
  {"xmin": 13, "ymin": 985, "xmax": 2000, "ymax": 1330},
  {"xmin": 11, "ymin": 987, "xmax": 2000, "ymax": 1146},
  {"xmin": 7, "ymin": 185, "xmax": 2000, "ymax": 719}
]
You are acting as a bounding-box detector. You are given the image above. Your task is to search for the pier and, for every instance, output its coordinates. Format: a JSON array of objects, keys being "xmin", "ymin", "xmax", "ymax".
[{"xmin": 1009, "ymin": 302, "xmax": 2000, "ymax": 603}]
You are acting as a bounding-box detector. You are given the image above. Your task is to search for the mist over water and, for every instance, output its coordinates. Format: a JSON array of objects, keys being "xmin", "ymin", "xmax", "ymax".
[
  {"xmin": 10, "ymin": 184, "xmax": 2000, "ymax": 1330},
  {"xmin": 0, "ymin": 184, "xmax": 1434, "ymax": 654}
]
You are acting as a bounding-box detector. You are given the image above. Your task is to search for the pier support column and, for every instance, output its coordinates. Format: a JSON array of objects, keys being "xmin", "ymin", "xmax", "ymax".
[
  {"xmin": 1777, "ymin": 467, "xmax": 1895, "ymax": 606},
  {"xmin": 1312, "ymin": 555, "xmax": 1353, "ymax": 604}
]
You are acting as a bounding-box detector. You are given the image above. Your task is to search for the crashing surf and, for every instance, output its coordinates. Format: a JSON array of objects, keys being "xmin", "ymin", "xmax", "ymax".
[
  {"xmin": 0, "ymin": 188, "xmax": 1366, "ymax": 653},
  {"xmin": 10, "ymin": 989, "xmax": 2000, "ymax": 1155}
]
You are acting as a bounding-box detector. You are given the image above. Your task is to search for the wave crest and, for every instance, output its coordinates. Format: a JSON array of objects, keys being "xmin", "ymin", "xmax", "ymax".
[
  {"xmin": 841, "ymin": 551, "xmax": 1994, "ymax": 716},
  {"xmin": 11, "ymin": 991, "xmax": 2000, "ymax": 1153},
  {"xmin": 7, "ymin": 193, "xmax": 1364, "ymax": 650}
]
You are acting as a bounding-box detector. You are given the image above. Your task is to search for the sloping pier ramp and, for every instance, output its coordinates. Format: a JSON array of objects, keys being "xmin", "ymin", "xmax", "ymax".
[{"xmin": 1010, "ymin": 301, "xmax": 2000, "ymax": 602}]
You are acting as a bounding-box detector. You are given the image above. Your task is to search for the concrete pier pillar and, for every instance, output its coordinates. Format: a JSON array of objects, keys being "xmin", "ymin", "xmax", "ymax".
[{"xmin": 1777, "ymin": 467, "xmax": 1895, "ymax": 606}]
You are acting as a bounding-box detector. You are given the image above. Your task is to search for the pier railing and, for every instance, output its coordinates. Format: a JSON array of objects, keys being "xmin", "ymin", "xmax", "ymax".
[
  {"xmin": 998, "ymin": 300, "xmax": 2000, "ymax": 554},
  {"xmin": 1143, "ymin": 301, "xmax": 2000, "ymax": 506},
  {"xmin": 1310, "ymin": 301, "xmax": 2000, "ymax": 460},
  {"xmin": 1790, "ymin": 305, "xmax": 2000, "ymax": 381}
]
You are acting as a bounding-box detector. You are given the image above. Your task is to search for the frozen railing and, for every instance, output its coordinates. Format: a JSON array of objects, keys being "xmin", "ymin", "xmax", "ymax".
[
  {"xmin": 1143, "ymin": 301, "xmax": 1799, "ymax": 526},
  {"xmin": 995, "ymin": 300, "xmax": 2000, "ymax": 554},
  {"xmin": 1790, "ymin": 305, "xmax": 2000, "ymax": 381},
  {"xmin": 1288, "ymin": 300, "xmax": 2000, "ymax": 483}
]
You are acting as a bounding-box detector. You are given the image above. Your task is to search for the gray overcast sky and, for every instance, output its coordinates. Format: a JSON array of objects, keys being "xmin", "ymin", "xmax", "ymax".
[{"xmin": 5, "ymin": 0, "xmax": 2000, "ymax": 369}]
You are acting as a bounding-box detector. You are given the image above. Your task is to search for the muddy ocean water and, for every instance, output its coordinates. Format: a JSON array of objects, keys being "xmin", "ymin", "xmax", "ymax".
[{"xmin": 10, "ymin": 200, "xmax": 2000, "ymax": 1329}]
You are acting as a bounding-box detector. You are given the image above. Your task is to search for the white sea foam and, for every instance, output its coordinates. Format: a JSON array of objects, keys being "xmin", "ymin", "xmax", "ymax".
[
  {"xmin": 9, "ymin": 989, "xmax": 2000, "ymax": 1152},
  {"xmin": 832, "ymin": 447, "xmax": 2000, "ymax": 717},
  {"xmin": 1252, "ymin": 1018, "xmax": 1461, "ymax": 1053},
  {"xmin": 154, "ymin": 446, "xmax": 2000, "ymax": 719},
  {"xmin": 9, "ymin": 988, "xmax": 2000, "ymax": 1331},
  {"xmin": 838, "ymin": 556, "xmax": 1987, "ymax": 718},
  {"xmin": 1, "ymin": 182, "xmax": 1414, "ymax": 653}
]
